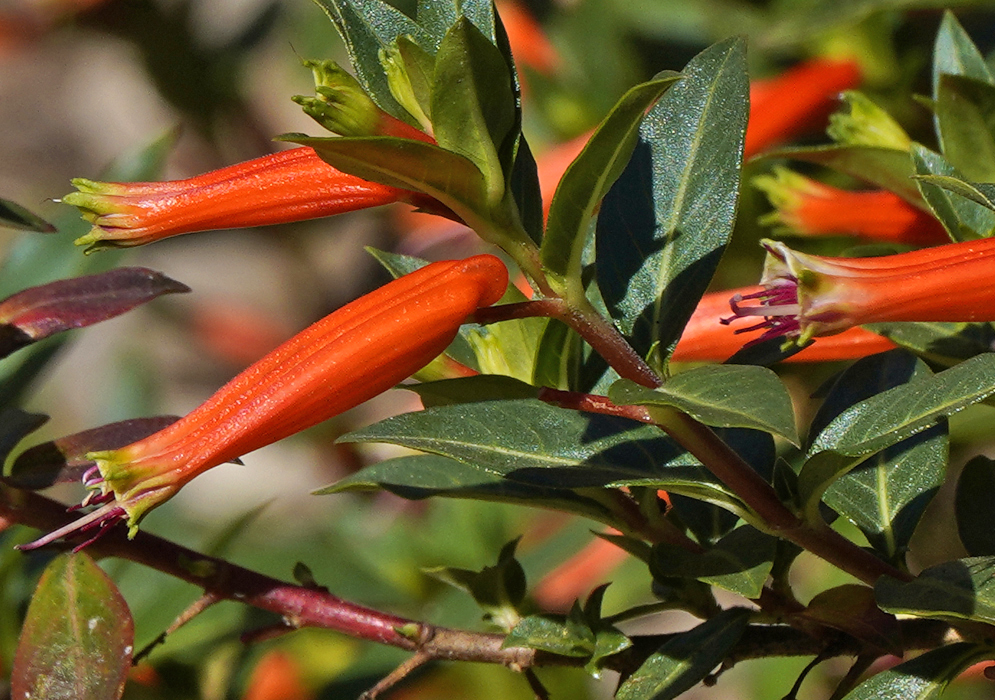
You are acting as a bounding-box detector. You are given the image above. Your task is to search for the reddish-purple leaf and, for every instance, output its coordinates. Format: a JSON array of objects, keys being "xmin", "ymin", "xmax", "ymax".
[
  {"xmin": 0, "ymin": 268, "xmax": 190, "ymax": 358},
  {"xmin": 6, "ymin": 416, "xmax": 180, "ymax": 490},
  {"xmin": 12, "ymin": 552, "xmax": 134, "ymax": 700}
]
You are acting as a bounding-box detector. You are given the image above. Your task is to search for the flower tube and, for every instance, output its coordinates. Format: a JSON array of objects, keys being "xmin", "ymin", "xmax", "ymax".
[
  {"xmin": 728, "ymin": 238, "xmax": 995, "ymax": 344},
  {"xmin": 673, "ymin": 286, "xmax": 896, "ymax": 363},
  {"xmin": 754, "ymin": 168, "xmax": 948, "ymax": 246},
  {"xmin": 745, "ymin": 57, "xmax": 862, "ymax": 158},
  {"xmin": 63, "ymin": 147, "xmax": 425, "ymax": 250},
  {"xmin": 24, "ymin": 254, "xmax": 508, "ymax": 547}
]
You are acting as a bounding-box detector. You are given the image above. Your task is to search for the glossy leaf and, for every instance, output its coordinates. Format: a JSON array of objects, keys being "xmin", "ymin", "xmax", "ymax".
[
  {"xmin": 609, "ymin": 366, "xmax": 797, "ymax": 445},
  {"xmin": 0, "ymin": 198, "xmax": 55, "ymax": 233},
  {"xmin": 876, "ymin": 557, "xmax": 995, "ymax": 626},
  {"xmin": 808, "ymin": 352, "xmax": 995, "ymax": 458},
  {"xmin": 410, "ymin": 375, "xmax": 540, "ymax": 407},
  {"xmin": 935, "ymin": 74, "xmax": 995, "ymax": 181},
  {"xmin": 913, "ymin": 173, "xmax": 995, "ymax": 212},
  {"xmin": 616, "ymin": 608, "xmax": 749, "ymax": 700},
  {"xmin": 432, "ymin": 17, "xmax": 517, "ymax": 192},
  {"xmin": 841, "ymin": 642, "xmax": 990, "ymax": 700},
  {"xmin": 596, "ymin": 38, "xmax": 748, "ymax": 367},
  {"xmin": 650, "ymin": 525, "xmax": 776, "ymax": 599},
  {"xmin": 865, "ymin": 321, "xmax": 995, "ymax": 365},
  {"xmin": 12, "ymin": 552, "xmax": 134, "ymax": 700},
  {"xmin": 806, "ymin": 351, "xmax": 946, "ymax": 560},
  {"xmin": 317, "ymin": 453, "xmax": 619, "ymax": 525},
  {"xmin": 0, "ymin": 268, "xmax": 189, "ymax": 360},
  {"xmin": 955, "ymin": 456, "xmax": 995, "ymax": 556},
  {"xmin": 504, "ymin": 608, "xmax": 595, "ymax": 658},
  {"xmin": 312, "ymin": 0, "xmax": 429, "ymax": 119},
  {"xmin": 542, "ymin": 73, "xmax": 681, "ymax": 285},
  {"xmin": 766, "ymin": 145, "xmax": 921, "ymax": 205},
  {"xmin": 912, "ymin": 144, "xmax": 995, "ymax": 241},
  {"xmin": 6, "ymin": 416, "xmax": 180, "ymax": 490}
]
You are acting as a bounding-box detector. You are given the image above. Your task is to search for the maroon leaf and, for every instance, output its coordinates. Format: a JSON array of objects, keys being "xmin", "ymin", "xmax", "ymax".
[
  {"xmin": 0, "ymin": 268, "xmax": 190, "ymax": 358},
  {"xmin": 6, "ymin": 416, "xmax": 180, "ymax": 490},
  {"xmin": 12, "ymin": 552, "xmax": 134, "ymax": 700}
]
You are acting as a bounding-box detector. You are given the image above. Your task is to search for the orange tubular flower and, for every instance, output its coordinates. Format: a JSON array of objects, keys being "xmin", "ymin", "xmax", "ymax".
[
  {"xmin": 63, "ymin": 147, "xmax": 423, "ymax": 250},
  {"xmin": 673, "ymin": 286, "xmax": 896, "ymax": 363},
  {"xmin": 745, "ymin": 57, "xmax": 862, "ymax": 159},
  {"xmin": 26, "ymin": 255, "xmax": 508, "ymax": 547},
  {"xmin": 728, "ymin": 238, "xmax": 995, "ymax": 344},
  {"xmin": 755, "ymin": 168, "xmax": 949, "ymax": 246}
]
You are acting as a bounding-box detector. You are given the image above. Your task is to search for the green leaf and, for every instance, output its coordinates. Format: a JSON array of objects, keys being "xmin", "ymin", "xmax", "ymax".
[
  {"xmin": 840, "ymin": 642, "xmax": 991, "ymax": 700},
  {"xmin": 865, "ymin": 321, "xmax": 995, "ymax": 365},
  {"xmin": 766, "ymin": 145, "xmax": 922, "ymax": 206},
  {"xmin": 317, "ymin": 453, "xmax": 618, "ymax": 525},
  {"xmin": 806, "ymin": 351, "xmax": 947, "ymax": 560},
  {"xmin": 596, "ymin": 37, "xmax": 748, "ymax": 368},
  {"xmin": 825, "ymin": 427, "xmax": 946, "ymax": 561},
  {"xmin": 532, "ymin": 320, "xmax": 583, "ymax": 391},
  {"xmin": 608, "ymin": 365, "xmax": 798, "ymax": 446},
  {"xmin": 312, "ymin": 0, "xmax": 430, "ymax": 119},
  {"xmin": 432, "ymin": 17, "xmax": 517, "ymax": 196},
  {"xmin": 808, "ymin": 352, "xmax": 995, "ymax": 457},
  {"xmin": 409, "ymin": 375, "xmax": 540, "ymax": 407},
  {"xmin": 0, "ymin": 198, "xmax": 55, "ymax": 233},
  {"xmin": 650, "ymin": 526, "xmax": 776, "ymax": 599},
  {"xmin": 932, "ymin": 11, "xmax": 994, "ymax": 97},
  {"xmin": 504, "ymin": 609, "xmax": 595, "ymax": 658},
  {"xmin": 542, "ymin": 73, "xmax": 681, "ymax": 286},
  {"xmin": 913, "ymin": 173, "xmax": 995, "ymax": 211},
  {"xmin": 12, "ymin": 552, "xmax": 133, "ymax": 700},
  {"xmin": 0, "ymin": 408, "xmax": 47, "ymax": 469},
  {"xmin": 509, "ymin": 135, "xmax": 544, "ymax": 245},
  {"xmin": 876, "ymin": 557, "xmax": 995, "ymax": 626},
  {"xmin": 801, "ymin": 584, "xmax": 902, "ymax": 655},
  {"xmin": 912, "ymin": 143, "xmax": 995, "ymax": 241},
  {"xmin": 616, "ymin": 608, "xmax": 749, "ymax": 700},
  {"xmin": 935, "ymin": 74, "xmax": 995, "ymax": 181},
  {"xmin": 955, "ymin": 456, "xmax": 995, "ymax": 556}
]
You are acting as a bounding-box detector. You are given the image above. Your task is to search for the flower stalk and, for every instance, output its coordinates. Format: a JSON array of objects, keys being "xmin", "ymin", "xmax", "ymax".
[{"xmin": 24, "ymin": 255, "xmax": 508, "ymax": 545}]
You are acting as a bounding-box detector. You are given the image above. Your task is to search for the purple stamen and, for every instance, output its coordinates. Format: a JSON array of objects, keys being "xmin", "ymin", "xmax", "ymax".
[
  {"xmin": 16, "ymin": 502, "xmax": 126, "ymax": 552},
  {"xmin": 722, "ymin": 279, "xmax": 802, "ymax": 346}
]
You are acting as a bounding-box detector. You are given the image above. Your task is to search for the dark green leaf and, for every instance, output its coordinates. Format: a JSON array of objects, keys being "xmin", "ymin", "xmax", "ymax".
[
  {"xmin": 876, "ymin": 557, "xmax": 995, "ymax": 625},
  {"xmin": 766, "ymin": 145, "xmax": 921, "ymax": 205},
  {"xmin": 12, "ymin": 552, "xmax": 133, "ymax": 700},
  {"xmin": 825, "ymin": 426, "xmax": 946, "ymax": 561},
  {"xmin": 509, "ymin": 135, "xmax": 543, "ymax": 245},
  {"xmin": 840, "ymin": 642, "xmax": 991, "ymax": 700},
  {"xmin": 316, "ymin": 453, "xmax": 618, "ymax": 525},
  {"xmin": 0, "ymin": 198, "xmax": 55, "ymax": 233},
  {"xmin": 865, "ymin": 321, "xmax": 995, "ymax": 364},
  {"xmin": 542, "ymin": 74, "xmax": 681, "ymax": 285},
  {"xmin": 808, "ymin": 352, "xmax": 995, "ymax": 457},
  {"xmin": 426, "ymin": 537, "xmax": 525, "ymax": 628},
  {"xmin": 650, "ymin": 526, "xmax": 776, "ymax": 598},
  {"xmin": 932, "ymin": 11, "xmax": 994, "ymax": 97},
  {"xmin": 955, "ymin": 456, "xmax": 995, "ymax": 556},
  {"xmin": 608, "ymin": 365, "xmax": 798, "ymax": 445},
  {"xmin": 596, "ymin": 38, "xmax": 748, "ymax": 367},
  {"xmin": 312, "ymin": 0, "xmax": 429, "ymax": 118},
  {"xmin": 912, "ymin": 144, "xmax": 995, "ymax": 241},
  {"xmin": 432, "ymin": 17, "xmax": 517, "ymax": 193},
  {"xmin": 935, "ymin": 74, "xmax": 995, "ymax": 181},
  {"xmin": 616, "ymin": 608, "xmax": 749, "ymax": 700},
  {"xmin": 805, "ymin": 351, "xmax": 946, "ymax": 560}
]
